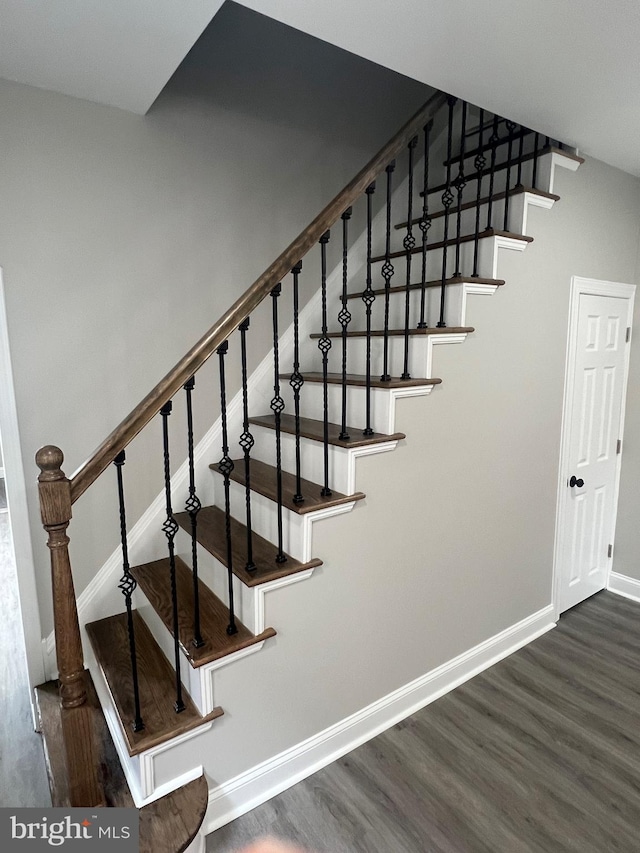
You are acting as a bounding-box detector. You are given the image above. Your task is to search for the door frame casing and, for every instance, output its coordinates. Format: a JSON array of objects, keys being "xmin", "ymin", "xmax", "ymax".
[
  {"xmin": 552, "ymin": 276, "xmax": 635, "ymax": 620},
  {"xmin": 0, "ymin": 268, "xmax": 45, "ymax": 712}
]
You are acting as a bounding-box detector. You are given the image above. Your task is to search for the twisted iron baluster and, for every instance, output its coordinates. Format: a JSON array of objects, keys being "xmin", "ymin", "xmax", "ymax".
[
  {"xmin": 437, "ymin": 96, "xmax": 457, "ymax": 328},
  {"xmin": 516, "ymin": 126, "xmax": 525, "ymax": 188},
  {"xmin": 289, "ymin": 262, "xmax": 305, "ymax": 503},
  {"xmin": 417, "ymin": 121, "xmax": 432, "ymax": 329},
  {"xmin": 381, "ymin": 161, "xmax": 395, "ymax": 382},
  {"xmin": 362, "ymin": 183, "xmax": 376, "ymax": 435},
  {"xmin": 238, "ymin": 319, "xmax": 257, "ymax": 570},
  {"xmin": 217, "ymin": 343, "xmax": 238, "ymax": 633},
  {"xmin": 453, "ymin": 101, "xmax": 467, "ymax": 278},
  {"xmin": 160, "ymin": 401, "xmax": 186, "ymax": 712},
  {"xmin": 402, "ymin": 137, "xmax": 418, "ymax": 379},
  {"xmin": 114, "ymin": 450, "xmax": 144, "ymax": 732},
  {"xmin": 503, "ymin": 120, "xmax": 517, "ymax": 231},
  {"xmin": 471, "ymin": 109, "xmax": 486, "ymax": 278},
  {"xmin": 270, "ymin": 283, "xmax": 288, "ymax": 558},
  {"xmin": 318, "ymin": 232, "xmax": 332, "ymax": 496},
  {"xmin": 183, "ymin": 377, "xmax": 204, "ymax": 647},
  {"xmin": 485, "ymin": 115, "xmax": 500, "ymax": 231},
  {"xmin": 339, "ymin": 210, "xmax": 352, "ymax": 440},
  {"xmin": 532, "ymin": 132, "xmax": 540, "ymax": 189}
]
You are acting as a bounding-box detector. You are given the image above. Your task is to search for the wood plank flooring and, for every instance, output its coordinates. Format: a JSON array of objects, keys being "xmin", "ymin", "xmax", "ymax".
[{"xmin": 207, "ymin": 592, "xmax": 640, "ymax": 853}]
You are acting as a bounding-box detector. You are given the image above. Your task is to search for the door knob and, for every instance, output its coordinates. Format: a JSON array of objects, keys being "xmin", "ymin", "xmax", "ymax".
[{"xmin": 569, "ymin": 475, "xmax": 584, "ymax": 488}]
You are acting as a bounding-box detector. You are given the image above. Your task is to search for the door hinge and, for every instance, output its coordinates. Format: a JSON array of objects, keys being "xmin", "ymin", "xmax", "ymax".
[
  {"xmin": 617, "ymin": 439, "xmax": 622, "ymax": 454},
  {"xmin": 626, "ymin": 326, "xmax": 631, "ymax": 343},
  {"xmin": 608, "ymin": 543, "xmax": 613, "ymax": 558}
]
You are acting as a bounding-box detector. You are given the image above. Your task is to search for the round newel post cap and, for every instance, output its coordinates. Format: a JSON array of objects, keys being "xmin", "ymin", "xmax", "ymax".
[{"xmin": 36, "ymin": 445, "xmax": 66, "ymax": 480}]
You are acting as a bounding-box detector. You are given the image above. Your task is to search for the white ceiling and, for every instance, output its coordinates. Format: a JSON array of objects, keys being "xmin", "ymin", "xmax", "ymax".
[{"xmin": 1, "ymin": 0, "xmax": 639, "ymax": 175}]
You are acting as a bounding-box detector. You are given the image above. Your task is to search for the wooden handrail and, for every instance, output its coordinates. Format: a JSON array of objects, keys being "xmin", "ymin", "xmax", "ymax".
[{"xmin": 70, "ymin": 89, "xmax": 448, "ymax": 504}]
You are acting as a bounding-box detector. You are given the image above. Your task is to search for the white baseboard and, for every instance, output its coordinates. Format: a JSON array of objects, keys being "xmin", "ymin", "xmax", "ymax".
[
  {"xmin": 607, "ymin": 571, "xmax": 640, "ymax": 603},
  {"xmin": 202, "ymin": 603, "xmax": 556, "ymax": 835}
]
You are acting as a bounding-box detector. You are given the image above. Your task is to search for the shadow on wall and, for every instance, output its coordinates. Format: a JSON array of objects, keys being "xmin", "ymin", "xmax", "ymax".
[{"xmin": 153, "ymin": 0, "xmax": 434, "ymax": 150}]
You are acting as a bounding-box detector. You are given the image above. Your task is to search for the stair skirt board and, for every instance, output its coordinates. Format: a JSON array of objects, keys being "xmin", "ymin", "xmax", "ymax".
[
  {"xmin": 202, "ymin": 604, "xmax": 556, "ymax": 834},
  {"xmin": 607, "ymin": 571, "xmax": 640, "ymax": 604}
]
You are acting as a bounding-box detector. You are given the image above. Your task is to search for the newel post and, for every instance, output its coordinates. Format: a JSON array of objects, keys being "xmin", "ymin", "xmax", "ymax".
[{"xmin": 36, "ymin": 445, "xmax": 104, "ymax": 807}]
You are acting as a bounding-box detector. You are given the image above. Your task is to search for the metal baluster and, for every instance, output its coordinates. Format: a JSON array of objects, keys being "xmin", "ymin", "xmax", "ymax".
[
  {"xmin": 417, "ymin": 121, "xmax": 432, "ymax": 328},
  {"xmin": 270, "ymin": 285, "xmax": 288, "ymax": 558},
  {"xmin": 437, "ymin": 96, "xmax": 457, "ymax": 328},
  {"xmin": 503, "ymin": 120, "xmax": 517, "ymax": 232},
  {"xmin": 114, "ymin": 450, "xmax": 144, "ymax": 732},
  {"xmin": 238, "ymin": 320, "xmax": 257, "ymax": 569},
  {"xmin": 217, "ymin": 343, "xmax": 239, "ymax": 633},
  {"xmin": 453, "ymin": 101, "xmax": 468, "ymax": 278},
  {"xmin": 485, "ymin": 115, "xmax": 500, "ymax": 231},
  {"xmin": 471, "ymin": 109, "xmax": 486, "ymax": 278},
  {"xmin": 532, "ymin": 132, "xmax": 540, "ymax": 189},
  {"xmin": 381, "ymin": 161, "xmax": 395, "ymax": 382},
  {"xmin": 160, "ymin": 401, "xmax": 186, "ymax": 712},
  {"xmin": 362, "ymin": 183, "xmax": 376, "ymax": 435},
  {"xmin": 183, "ymin": 377, "xmax": 204, "ymax": 647},
  {"xmin": 516, "ymin": 127, "xmax": 525, "ymax": 188},
  {"xmin": 339, "ymin": 210, "xmax": 352, "ymax": 440},
  {"xmin": 318, "ymin": 232, "xmax": 332, "ymax": 495},
  {"xmin": 289, "ymin": 262, "xmax": 305, "ymax": 502},
  {"xmin": 402, "ymin": 137, "xmax": 418, "ymax": 379}
]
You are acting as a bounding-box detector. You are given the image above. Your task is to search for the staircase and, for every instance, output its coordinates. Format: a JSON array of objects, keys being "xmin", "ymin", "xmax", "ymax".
[{"xmin": 35, "ymin": 91, "xmax": 582, "ymax": 848}]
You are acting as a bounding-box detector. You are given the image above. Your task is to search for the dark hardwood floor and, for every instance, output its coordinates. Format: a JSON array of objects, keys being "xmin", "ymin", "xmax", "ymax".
[
  {"xmin": 207, "ymin": 592, "xmax": 640, "ymax": 853},
  {"xmin": 0, "ymin": 507, "xmax": 51, "ymax": 807}
]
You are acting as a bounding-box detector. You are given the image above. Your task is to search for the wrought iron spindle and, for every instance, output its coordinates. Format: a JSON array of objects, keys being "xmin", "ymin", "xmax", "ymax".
[
  {"xmin": 362, "ymin": 183, "xmax": 376, "ymax": 435},
  {"xmin": 289, "ymin": 262, "xmax": 305, "ymax": 502},
  {"xmin": 417, "ymin": 121, "xmax": 432, "ymax": 328},
  {"xmin": 471, "ymin": 108, "xmax": 486, "ymax": 278},
  {"xmin": 339, "ymin": 211, "xmax": 352, "ymax": 440},
  {"xmin": 183, "ymin": 377, "xmax": 204, "ymax": 647},
  {"xmin": 238, "ymin": 320, "xmax": 257, "ymax": 569},
  {"xmin": 270, "ymin": 284, "xmax": 288, "ymax": 557},
  {"xmin": 381, "ymin": 161, "xmax": 396, "ymax": 382},
  {"xmin": 160, "ymin": 401, "xmax": 186, "ymax": 712},
  {"xmin": 402, "ymin": 138, "xmax": 418, "ymax": 379},
  {"xmin": 437, "ymin": 96, "xmax": 457, "ymax": 328},
  {"xmin": 503, "ymin": 120, "xmax": 517, "ymax": 232},
  {"xmin": 318, "ymin": 232, "xmax": 332, "ymax": 496},
  {"xmin": 114, "ymin": 450, "xmax": 144, "ymax": 732},
  {"xmin": 532, "ymin": 132, "xmax": 540, "ymax": 189},
  {"xmin": 485, "ymin": 115, "xmax": 500, "ymax": 231},
  {"xmin": 516, "ymin": 127, "xmax": 525, "ymax": 188},
  {"xmin": 453, "ymin": 101, "xmax": 468, "ymax": 278},
  {"xmin": 217, "ymin": 343, "xmax": 239, "ymax": 633}
]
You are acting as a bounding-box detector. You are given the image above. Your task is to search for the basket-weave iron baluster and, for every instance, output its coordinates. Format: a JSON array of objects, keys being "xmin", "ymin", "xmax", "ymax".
[{"xmin": 113, "ymin": 450, "xmax": 144, "ymax": 732}]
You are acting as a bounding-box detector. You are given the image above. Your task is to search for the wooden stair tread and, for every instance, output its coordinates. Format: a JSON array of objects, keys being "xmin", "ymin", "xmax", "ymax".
[
  {"xmin": 281, "ymin": 371, "xmax": 442, "ymax": 389},
  {"xmin": 346, "ymin": 275, "xmax": 504, "ymax": 301},
  {"xmin": 395, "ymin": 186, "xmax": 560, "ymax": 229},
  {"xmin": 249, "ymin": 413, "xmax": 405, "ymax": 451},
  {"xmin": 211, "ymin": 455, "xmax": 366, "ymax": 513},
  {"xmin": 86, "ymin": 611, "xmax": 222, "ymax": 756},
  {"xmin": 131, "ymin": 556, "xmax": 276, "ymax": 667},
  {"xmin": 175, "ymin": 505, "xmax": 322, "ymax": 587},
  {"xmin": 35, "ymin": 674, "xmax": 209, "ymax": 852},
  {"xmin": 371, "ymin": 228, "xmax": 532, "ymax": 263},
  {"xmin": 310, "ymin": 326, "xmax": 474, "ymax": 339}
]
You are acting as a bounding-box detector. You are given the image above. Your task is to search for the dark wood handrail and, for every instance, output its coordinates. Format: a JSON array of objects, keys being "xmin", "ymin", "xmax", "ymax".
[{"xmin": 70, "ymin": 89, "xmax": 448, "ymax": 504}]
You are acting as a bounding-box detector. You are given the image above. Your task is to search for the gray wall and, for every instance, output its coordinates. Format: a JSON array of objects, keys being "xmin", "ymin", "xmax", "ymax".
[{"xmin": 0, "ymin": 3, "xmax": 430, "ymax": 636}]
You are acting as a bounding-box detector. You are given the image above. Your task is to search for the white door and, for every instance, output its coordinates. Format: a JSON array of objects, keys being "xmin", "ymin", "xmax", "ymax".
[{"xmin": 556, "ymin": 278, "xmax": 635, "ymax": 614}]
